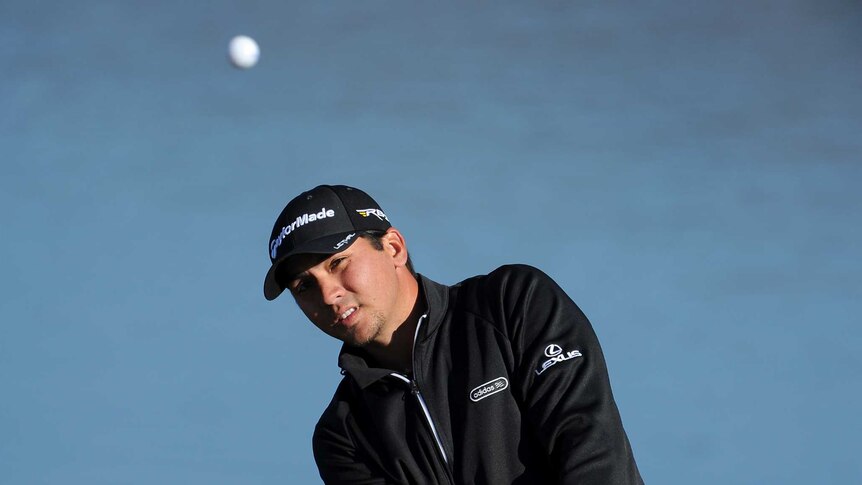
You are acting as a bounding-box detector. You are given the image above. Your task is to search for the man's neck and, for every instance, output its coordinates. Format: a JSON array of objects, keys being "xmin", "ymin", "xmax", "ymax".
[{"xmin": 364, "ymin": 276, "xmax": 426, "ymax": 373}]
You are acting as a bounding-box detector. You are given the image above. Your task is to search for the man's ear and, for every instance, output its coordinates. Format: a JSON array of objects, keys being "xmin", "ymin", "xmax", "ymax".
[{"xmin": 381, "ymin": 228, "xmax": 409, "ymax": 268}]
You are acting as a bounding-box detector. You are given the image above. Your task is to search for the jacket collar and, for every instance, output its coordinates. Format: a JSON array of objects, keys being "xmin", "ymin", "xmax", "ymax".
[
  {"xmin": 337, "ymin": 273, "xmax": 449, "ymax": 389},
  {"xmin": 416, "ymin": 272, "xmax": 449, "ymax": 342}
]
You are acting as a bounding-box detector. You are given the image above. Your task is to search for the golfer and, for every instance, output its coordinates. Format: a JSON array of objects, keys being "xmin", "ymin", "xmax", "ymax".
[{"xmin": 263, "ymin": 185, "xmax": 644, "ymax": 484}]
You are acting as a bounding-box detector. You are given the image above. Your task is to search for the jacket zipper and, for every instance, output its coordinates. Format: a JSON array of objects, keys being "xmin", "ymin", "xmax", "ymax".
[
  {"xmin": 389, "ymin": 313, "xmax": 452, "ymax": 476},
  {"xmin": 390, "ymin": 372, "xmax": 449, "ymax": 467}
]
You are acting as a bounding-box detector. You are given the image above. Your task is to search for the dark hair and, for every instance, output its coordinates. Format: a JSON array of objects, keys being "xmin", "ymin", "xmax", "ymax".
[{"xmin": 360, "ymin": 231, "xmax": 416, "ymax": 276}]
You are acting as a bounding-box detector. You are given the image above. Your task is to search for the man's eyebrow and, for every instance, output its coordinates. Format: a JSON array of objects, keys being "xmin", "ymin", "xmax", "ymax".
[{"xmin": 284, "ymin": 270, "xmax": 308, "ymax": 283}]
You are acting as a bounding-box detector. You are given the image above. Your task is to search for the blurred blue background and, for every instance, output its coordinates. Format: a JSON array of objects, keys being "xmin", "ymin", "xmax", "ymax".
[{"xmin": 2, "ymin": 1, "xmax": 860, "ymax": 483}]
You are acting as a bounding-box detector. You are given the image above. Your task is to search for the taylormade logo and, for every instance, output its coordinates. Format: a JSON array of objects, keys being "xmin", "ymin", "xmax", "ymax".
[{"xmin": 270, "ymin": 208, "xmax": 335, "ymax": 259}]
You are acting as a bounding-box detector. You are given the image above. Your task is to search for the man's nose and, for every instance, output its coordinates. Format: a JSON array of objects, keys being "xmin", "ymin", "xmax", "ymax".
[{"xmin": 317, "ymin": 275, "xmax": 344, "ymax": 306}]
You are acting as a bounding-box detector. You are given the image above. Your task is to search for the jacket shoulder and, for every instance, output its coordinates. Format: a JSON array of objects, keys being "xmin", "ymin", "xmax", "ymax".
[
  {"xmin": 485, "ymin": 264, "xmax": 554, "ymax": 285},
  {"xmin": 453, "ymin": 264, "xmax": 562, "ymax": 324},
  {"xmin": 457, "ymin": 264, "xmax": 557, "ymax": 303}
]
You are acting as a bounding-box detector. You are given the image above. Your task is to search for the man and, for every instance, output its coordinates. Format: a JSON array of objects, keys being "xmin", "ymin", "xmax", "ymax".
[{"xmin": 263, "ymin": 185, "xmax": 644, "ymax": 484}]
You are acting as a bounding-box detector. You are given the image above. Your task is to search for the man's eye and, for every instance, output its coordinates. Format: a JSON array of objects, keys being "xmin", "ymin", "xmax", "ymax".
[
  {"xmin": 330, "ymin": 257, "xmax": 345, "ymax": 271},
  {"xmin": 291, "ymin": 280, "xmax": 310, "ymax": 294}
]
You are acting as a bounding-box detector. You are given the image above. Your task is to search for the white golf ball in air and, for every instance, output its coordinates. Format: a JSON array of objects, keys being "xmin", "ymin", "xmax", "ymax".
[{"xmin": 228, "ymin": 35, "xmax": 260, "ymax": 69}]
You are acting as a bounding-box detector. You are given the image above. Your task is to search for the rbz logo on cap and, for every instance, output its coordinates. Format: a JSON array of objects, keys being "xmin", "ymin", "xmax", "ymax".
[
  {"xmin": 270, "ymin": 207, "xmax": 335, "ymax": 258},
  {"xmin": 356, "ymin": 208, "xmax": 388, "ymax": 221}
]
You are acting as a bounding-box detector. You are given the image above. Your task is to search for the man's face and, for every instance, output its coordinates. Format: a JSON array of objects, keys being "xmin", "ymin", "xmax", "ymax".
[{"xmin": 283, "ymin": 235, "xmax": 406, "ymax": 347}]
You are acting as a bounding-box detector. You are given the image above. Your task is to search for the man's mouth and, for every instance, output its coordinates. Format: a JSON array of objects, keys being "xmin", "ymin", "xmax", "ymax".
[{"xmin": 335, "ymin": 307, "xmax": 357, "ymax": 325}]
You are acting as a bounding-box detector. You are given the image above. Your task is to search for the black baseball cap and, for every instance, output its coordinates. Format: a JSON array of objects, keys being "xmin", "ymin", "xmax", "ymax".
[{"xmin": 263, "ymin": 185, "xmax": 391, "ymax": 300}]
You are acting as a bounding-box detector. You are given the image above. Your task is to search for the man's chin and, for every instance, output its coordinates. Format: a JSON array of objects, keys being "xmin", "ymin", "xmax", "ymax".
[
  {"xmin": 344, "ymin": 333, "xmax": 373, "ymax": 347},
  {"xmin": 334, "ymin": 313, "xmax": 384, "ymax": 347},
  {"xmin": 341, "ymin": 325, "xmax": 379, "ymax": 347}
]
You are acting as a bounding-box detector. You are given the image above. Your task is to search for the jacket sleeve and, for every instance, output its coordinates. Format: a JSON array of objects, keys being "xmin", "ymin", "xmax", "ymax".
[
  {"xmin": 313, "ymin": 415, "xmax": 395, "ymax": 485},
  {"xmin": 499, "ymin": 265, "xmax": 643, "ymax": 485}
]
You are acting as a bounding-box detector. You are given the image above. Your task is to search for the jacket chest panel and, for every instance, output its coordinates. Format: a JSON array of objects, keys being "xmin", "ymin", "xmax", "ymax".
[
  {"xmin": 352, "ymin": 380, "xmax": 451, "ymax": 483},
  {"xmin": 416, "ymin": 317, "xmax": 532, "ymax": 481}
]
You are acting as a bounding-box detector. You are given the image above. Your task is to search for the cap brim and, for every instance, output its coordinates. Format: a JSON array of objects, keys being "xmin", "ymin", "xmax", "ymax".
[{"xmin": 263, "ymin": 231, "xmax": 362, "ymax": 300}]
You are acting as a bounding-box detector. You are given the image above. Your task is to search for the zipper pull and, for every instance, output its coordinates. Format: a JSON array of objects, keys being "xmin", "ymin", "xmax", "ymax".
[{"xmin": 410, "ymin": 380, "xmax": 420, "ymax": 396}]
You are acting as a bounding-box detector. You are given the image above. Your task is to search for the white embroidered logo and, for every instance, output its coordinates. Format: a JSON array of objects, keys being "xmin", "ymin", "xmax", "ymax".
[
  {"xmin": 469, "ymin": 377, "xmax": 509, "ymax": 402},
  {"xmin": 356, "ymin": 208, "xmax": 388, "ymax": 221},
  {"xmin": 535, "ymin": 344, "xmax": 582, "ymax": 376},
  {"xmin": 333, "ymin": 233, "xmax": 356, "ymax": 250},
  {"xmin": 545, "ymin": 344, "xmax": 563, "ymax": 357}
]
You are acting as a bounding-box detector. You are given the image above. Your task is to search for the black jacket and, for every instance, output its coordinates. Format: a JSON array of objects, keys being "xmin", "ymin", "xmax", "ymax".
[{"xmin": 313, "ymin": 265, "xmax": 643, "ymax": 484}]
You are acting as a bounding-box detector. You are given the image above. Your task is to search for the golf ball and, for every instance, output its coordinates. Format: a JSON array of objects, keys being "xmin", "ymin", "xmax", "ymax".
[{"xmin": 228, "ymin": 35, "xmax": 260, "ymax": 69}]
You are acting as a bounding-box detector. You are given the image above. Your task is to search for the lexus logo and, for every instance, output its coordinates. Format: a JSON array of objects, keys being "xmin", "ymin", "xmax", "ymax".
[{"xmin": 544, "ymin": 344, "xmax": 563, "ymax": 357}]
